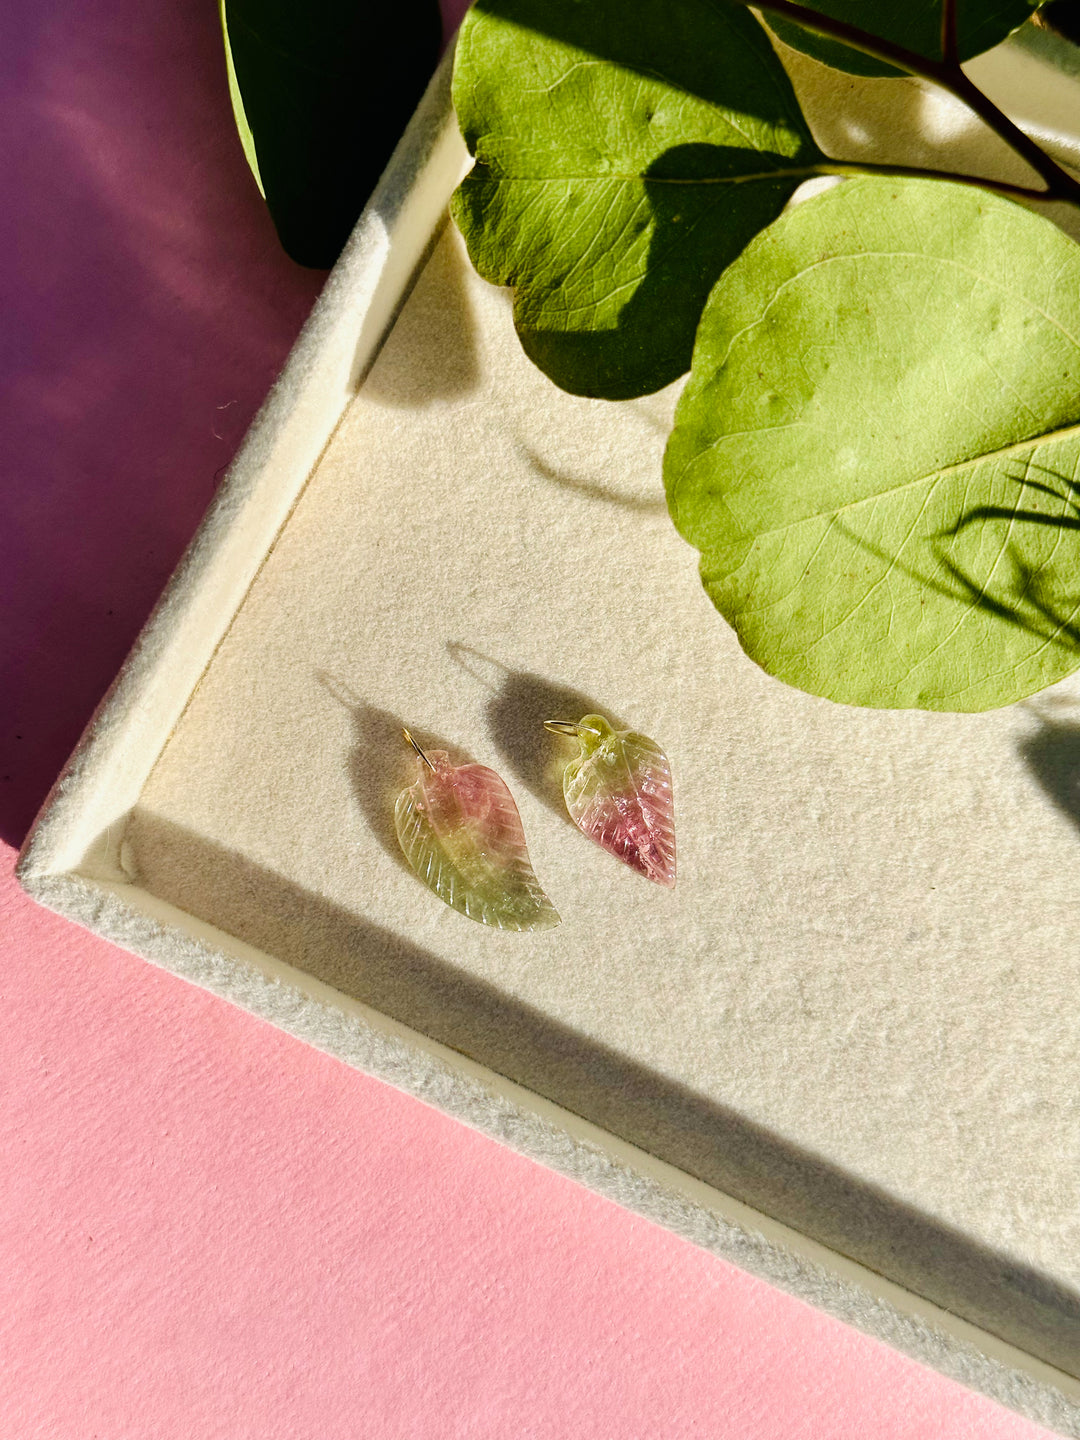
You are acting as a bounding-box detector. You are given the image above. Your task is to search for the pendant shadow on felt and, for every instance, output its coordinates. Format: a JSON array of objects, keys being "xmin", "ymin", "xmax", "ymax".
[
  {"xmin": 317, "ymin": 673, "xmax": 476, "ymax": 877},
  {"xmin": 446, "ymin": 643, "xmax": 627, "ymax": 822}
]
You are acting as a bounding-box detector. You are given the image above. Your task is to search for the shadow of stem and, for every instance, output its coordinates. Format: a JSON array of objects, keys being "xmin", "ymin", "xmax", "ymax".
[{"xmin": 834, "ymin": 463, "xmax": 1080, "ymax": 656}]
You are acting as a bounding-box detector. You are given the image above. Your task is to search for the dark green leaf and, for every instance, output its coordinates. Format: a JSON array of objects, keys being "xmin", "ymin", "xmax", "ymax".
[
  {"xmin": 764, "ymin": 0, "xmax": 1038, "ymax": 80},
  {"xmin": 223, "ymin": 0, "xmax": 442, "ymax": 267},
  {"xmin": 451, "ymin": 0, "xmax": 823, "ymax": 399},
  {"xmin": 665, "ymin": 178, "xmax": 1080, "ymax": 711}
]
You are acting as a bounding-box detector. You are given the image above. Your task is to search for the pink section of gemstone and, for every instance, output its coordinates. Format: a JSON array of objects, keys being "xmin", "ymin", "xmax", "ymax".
[
  {"xmin": 585, "ymin": 794, "xmax": 674, "ymax": 885},
  {"xmin": 558, "ymin": 717, "xmax": 676, "ymax": 888},
  {"xmin": 423, "ymin": 757, "xmax": 528, "ymax": 856},
  {"xmin": 580, "ymin": 767, "xmax": 676, "ymax": 887}
]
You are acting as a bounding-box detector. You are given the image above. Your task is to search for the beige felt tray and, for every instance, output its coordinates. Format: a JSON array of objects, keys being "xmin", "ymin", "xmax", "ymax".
[{"xmin": 19, "ymin": 31, "xmax": 1080, "ymax": 1435}]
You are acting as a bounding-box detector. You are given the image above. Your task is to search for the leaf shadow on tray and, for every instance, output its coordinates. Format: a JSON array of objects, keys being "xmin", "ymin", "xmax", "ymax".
[
  {"xmin": 119, "ymin": 803, "xmax": 1080, "ymax": 1380},
  {"xmin": 1018, "ymin": 708, "xmax": 1080, "ymax": 833},
  {"xmin": 446, "ymin": 643, "xmax": 628, "ymax": 822},
  {"xmin": 356, "ymin": 220, "xmax": 481, "ymax": 407}
]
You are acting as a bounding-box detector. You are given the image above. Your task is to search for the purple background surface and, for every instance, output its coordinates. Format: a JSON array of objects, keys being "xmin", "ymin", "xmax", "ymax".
[{"xmin": 0, "ymin": 2, "xmax": 1057, "ymax": 1435}]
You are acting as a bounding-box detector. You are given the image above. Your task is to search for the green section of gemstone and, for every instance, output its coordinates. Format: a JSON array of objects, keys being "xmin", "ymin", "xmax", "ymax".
[{"xmin": 395, "ymin": 750, "xmax": 560, "ymax": 931}]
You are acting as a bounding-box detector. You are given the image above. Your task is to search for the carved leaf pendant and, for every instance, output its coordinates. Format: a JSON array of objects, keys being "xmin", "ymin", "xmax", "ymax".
[
  {"xmin": 554, "ymin": 715, "xmax": 676, "ymax": 887},
  {"xmin": 395, "ymin": 748, "xmax": 559, "ymax": 930}
]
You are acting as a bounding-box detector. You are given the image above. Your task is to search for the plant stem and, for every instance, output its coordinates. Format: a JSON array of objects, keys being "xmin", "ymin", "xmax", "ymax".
[
  {"xmin": 644, "ymin": 163, "xmax": 1048, "ymax": 204},
  {"xmin": 815, "ymin": 161, "xmax": 1050, "ymax": 206},
  {"xmin": 940, "ymin": 0, "xmax": 958, "ymax": 67},
  {"xmin": 743, "ymin": 0, "xmax": 1080, "ymax": 209},
  {"xmin": 946, "ymin": 65, "xmax": 1080, "ymax": 203}
]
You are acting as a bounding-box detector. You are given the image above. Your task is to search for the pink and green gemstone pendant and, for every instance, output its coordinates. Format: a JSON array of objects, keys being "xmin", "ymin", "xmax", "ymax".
[
  {"xmin": 545, "ymin": 714, "xmax": 676, "ymax": 887},
  {"xmin": 395, "ymin": 730, "xmax": 559, "ymax": 930}
]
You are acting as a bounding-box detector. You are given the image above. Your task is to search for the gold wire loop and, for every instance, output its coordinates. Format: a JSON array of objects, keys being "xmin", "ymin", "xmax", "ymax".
[
  {"xmin": 543, "ymin": 719, "xmax": 601, "ymax": 738},
  {"xmin": 402, "ymin": 727, "xmax": 436, "ymax": 772}
]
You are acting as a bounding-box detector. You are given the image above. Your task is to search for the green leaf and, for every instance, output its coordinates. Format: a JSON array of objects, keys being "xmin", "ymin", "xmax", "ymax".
[
  {"xmin": 222, "ymin": 0, "xmax": 442, "ymax": 267},
  {"xmin": 451, "ymin": 0, "xmax": 824, "ymax": 399},
  {"xmin": 219, "ymin": 0, "xmax": 264, "ymax": 198},
  {"xmin": 665, "ymin": 178, "xmax": 1080, "ymax": 711},
  {"xmin": 764, "ymin": 0, "xmax": 1039, "ymax": 80}
]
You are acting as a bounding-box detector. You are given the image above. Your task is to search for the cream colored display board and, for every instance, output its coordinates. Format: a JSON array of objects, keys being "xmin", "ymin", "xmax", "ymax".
[{"xmin": 19, "ymin": 32, "xmax": 1080, "ymax": 1436}]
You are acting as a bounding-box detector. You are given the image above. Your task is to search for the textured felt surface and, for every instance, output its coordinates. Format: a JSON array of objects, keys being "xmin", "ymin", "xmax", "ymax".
[
  {"xmin": 128, "ymin": 214, "xmax": 1080, "ymax": 1372},
  {"xmin": 3, "ymin": 0, "xmax": 1077, "ymax": 1433}
]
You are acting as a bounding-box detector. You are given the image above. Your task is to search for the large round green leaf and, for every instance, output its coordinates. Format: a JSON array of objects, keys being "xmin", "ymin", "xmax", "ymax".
[
  {"xmin": 665, "ymin": 179, "xmax": 1080, "ymax": 711},
  {"xmin": 764, "ymin": 0, "xmax": 1038, "ymax": 79},
  {"xmin": 451, "ymin": 0, "xmax": 823, "ymax": 399}
]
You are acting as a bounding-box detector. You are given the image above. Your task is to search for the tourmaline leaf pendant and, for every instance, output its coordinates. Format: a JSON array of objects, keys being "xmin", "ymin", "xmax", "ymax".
[
  {"xmin": 395, "ymin": 730, "xmax": 560, "ymax": 930},
  {"xmin": 544, "ymin": 715, "xmax": 676, "ymax": 887}
]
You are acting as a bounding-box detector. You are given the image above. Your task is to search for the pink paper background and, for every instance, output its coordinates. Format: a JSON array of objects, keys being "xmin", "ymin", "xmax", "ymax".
[{"xmin": 0, "ymin": 1, "xmax": 1057, "ymax": 1434}]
